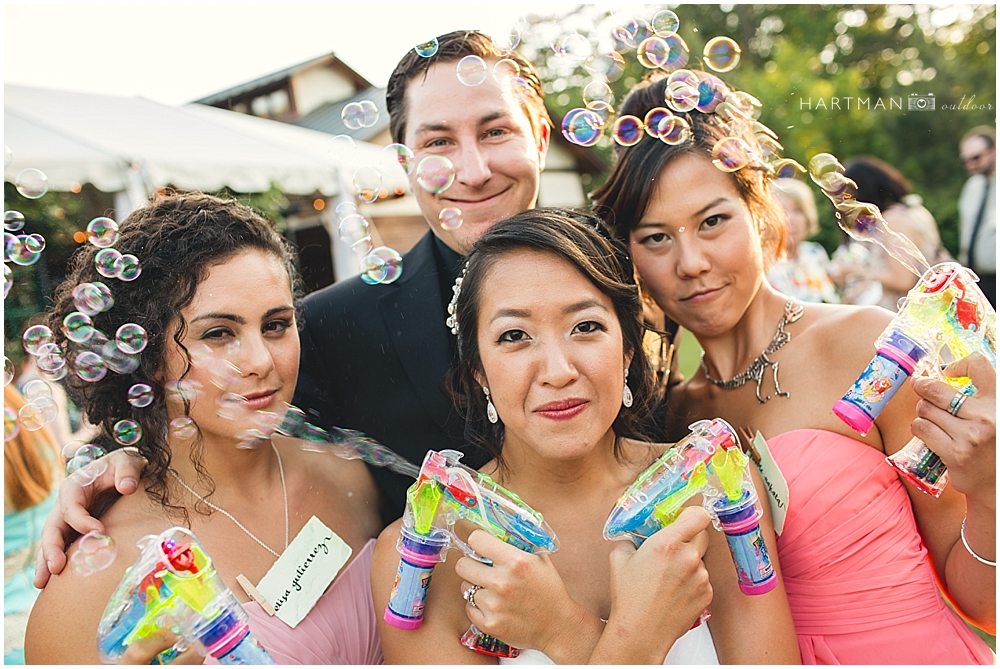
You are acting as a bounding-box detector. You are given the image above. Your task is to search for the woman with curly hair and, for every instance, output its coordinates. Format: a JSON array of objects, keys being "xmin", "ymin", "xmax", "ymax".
[{"xmin": 25, "ymin": 193, "xmax": 382, "ymax": 664}]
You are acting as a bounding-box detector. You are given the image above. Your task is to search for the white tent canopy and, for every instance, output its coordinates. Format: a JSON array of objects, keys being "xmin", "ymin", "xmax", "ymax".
[{"xmin": 3, "ymin": 84, "xmax": 385, "ymax": 198}]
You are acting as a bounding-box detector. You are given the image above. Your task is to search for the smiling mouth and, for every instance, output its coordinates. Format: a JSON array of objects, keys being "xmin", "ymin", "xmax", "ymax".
[
  {"xmin": 444, "ymin": 187, "xmax": 510, "ymax": 207},
  {"xmin": 535, "ymin": 399, "xmax": 588, "ymax": 421},
  {"xmin": 241, "ymin": 391, "xmax": 277, "ymax": 411},
  {"xmin": 681, "ymin": 286, "xmax": 723, "ymax": 302}
]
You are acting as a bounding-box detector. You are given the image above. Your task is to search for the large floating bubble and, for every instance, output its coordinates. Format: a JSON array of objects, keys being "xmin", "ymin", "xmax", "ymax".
[
  {"xmin": 659, "ymin": 115, "xmax": 692, "ymax": 145},
  {"xmin": 704, "ymin": 36, "xmax": 742, "ymax": 73},
  {"xmin": 334, "ymin": 201, "xmax": 358, "ymax": 222},
  {"xmin": 643, "ymin": 107, "xmax": 673, "ymax": 138},
  {"xmin": 115, "ymin": 323, "xmax": 148, "ymax": 355},
  {"xmin": 4, "ymin": 210, "xmax": 25, "ymax": 232},
  {"xmin": 113, "ymin": 419, "xmax": 142, "ymax": 446},
  {"xmin": 341, "ymin": 102, "xmax": 366, "ymax": 130},
  {"xmin": 127, "ymin": 383, "xmax": 155, "ymax": 408},
  {"xmin": 338, "ymin": 214, "xmax": 373, "ymax": 255},
  {"xmin": 360, "ymin": 247, "xmax": 404, "ymax": 285},
  {"xmin": 583, "ymin": 82, "xmax": 614, "ymax": 111},
  {"xmin": 492, "ymin": 58, "xmax": 520, "ymax": 84},
  {"xmin": 63, "ymin": 311, "xmax": 95, "ymax": 343},
  {"xmin": 15, "ymin": 168, "xmax": 48, "ymax": 199},
  {"xmin": 75, "ymin": 350, "xmax": 108, "ymax": 382},
  {"xmin": 353, "ymin": 166, "xmax": 382, "ymax": 204},
  {"xmin": 414, "ymin": 38, "xmax": 439, "ymax": 58},
  {"xmin": 358, "ymin": 100, "xmax": 379, "ymax": 128},
  {"xmin": 8, "ymin": 235, "xmax": 42, "ymax": 266},
  {"xmin": 586, "ymin": 51, "xmax": 626, "ymax": 82},
  {"xmin": 696, "ymin": 74, "xmax": 729, "ymax": 113},
  {"xmin": 23, "ymin": 325, "xmax": 53, "ymax": 356},
  {"xmin": 35, "ymin": 345, "xmax": 66, "ymax": 374},
  {"xmin": 86, "ymin": 217, "xmax": 119, "ymax": 248},
  {"xmin": 712, "ymin": 137, "xmax": 752, "ymax": 172},
  {"xmin": 117, "ymin": 254, "xmax": 141, "ymax": 281},
  {"xmin": 72, "ymin": 532, "xmax": 116, "ymax": 575},
  {"xmin": 165, "ymin": 379, "xmax": 202, "ymax": 404},
  {"xmin": 612, "ymin": 115, "xmax": 644, "ymax": 147},
  {"xmin": 22, "ymin": 379, "xmax": 52, "ymax": 401},
  {"xmin": 438, "ymin": 207, "xmax": 463, "ymax": 231},
  {"xmin": 660, "ymin": 34, "xmax": 690, "ymax": 72},
  {"xmin": 329, "ymin": 134, "xmax": 357, "ymax": 161},
  {"xmin": 652, "ymin": 9, "xmax": 680, "ymax": 36},
  {"xmin": 380, "ymin": 143, "xmax": 414, "ymax": 177},
  {"xmin": 95, "ymin": 248, "xmax": 124, "ymax": 278},
  {"xmin": 561, "ymin": 108, "xmax": 604, "ymax": 147},
  {"xmin": 637, "ymin": 36, "xmax": 669, "ymax": 68},
  {"xmin": 72, "ymin": 282, "xmax": 112, "ymax": 316},
  {"xmin": 19, "ymin": 397, "xmax": 58, "ymax": 431},
  {"xmin": 456, "ymin": 55, "xmax": 488, "ymax": 86},
  {"xmin": 415, "ymin": 155, "xmax": 456, "ymax": 194},
  {"xmin": 101, "ymin": 339, "xmax": 141, "ymax": 375},
  {"xmin": 170, "ymin": 416, "xmax": 198, "ymax": 440}
]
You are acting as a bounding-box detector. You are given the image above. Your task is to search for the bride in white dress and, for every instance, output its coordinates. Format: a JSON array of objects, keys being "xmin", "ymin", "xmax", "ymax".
[{"xmin": 371, "ymin": 210, "xmax": 799, "ymax": 664}]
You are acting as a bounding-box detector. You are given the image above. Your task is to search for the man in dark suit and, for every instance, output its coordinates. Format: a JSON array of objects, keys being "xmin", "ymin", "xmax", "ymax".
[{"xmin": 293, "ymin": 31, "xmax": 551, "ymax": 522}]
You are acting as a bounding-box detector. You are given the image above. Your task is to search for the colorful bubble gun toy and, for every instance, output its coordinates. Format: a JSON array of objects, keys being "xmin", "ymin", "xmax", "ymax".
[
  {"xmin": 96, "ymin": 527, "xmax": 274, "ymax": 665},
  {"xmin": 604, "ymin": 418, "xmax": 777, "ymax": 596},
  {"xmin": 832, "ymin": 262, "xmax": 996, "ymax": 496},
  {"xmin": 384, "ymin": 449, "xmax": 559, "ymax": 659}
]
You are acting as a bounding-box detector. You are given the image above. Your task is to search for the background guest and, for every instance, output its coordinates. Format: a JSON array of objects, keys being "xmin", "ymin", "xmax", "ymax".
[{"xmin": 958, "ymin": 126, "xmax": 996, "ymax": 307}]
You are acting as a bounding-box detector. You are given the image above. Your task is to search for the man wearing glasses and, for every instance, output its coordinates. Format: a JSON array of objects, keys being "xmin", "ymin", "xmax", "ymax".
[{"xmin": 958, "ymin": 126, "xmax": 996, "ymax": 307}]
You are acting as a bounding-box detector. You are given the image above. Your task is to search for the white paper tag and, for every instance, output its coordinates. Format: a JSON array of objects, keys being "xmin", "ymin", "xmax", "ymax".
[
  {"xmin": 750, "ymin": 431, "xmax": 790, "ymax": 536},
  {"xmin": 255, "ymin": 515, "xmax": 352, "ymax": 628}
]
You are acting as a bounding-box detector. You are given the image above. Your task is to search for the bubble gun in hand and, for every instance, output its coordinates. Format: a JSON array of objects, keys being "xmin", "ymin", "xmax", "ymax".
[
  {"xmin": 383, "ymin": 449, "xmax": 559, "ymax": 659},
  {"xmin": 96, "ymin": 527, "xmax": 274, "ymax": 665},
  {"xmin": 604, "ymin": 418, "xmax": 778, "ymax": 596},
  {"xmin": 832, "ymin": 262, "xmax": 996, "ymax": 497}
]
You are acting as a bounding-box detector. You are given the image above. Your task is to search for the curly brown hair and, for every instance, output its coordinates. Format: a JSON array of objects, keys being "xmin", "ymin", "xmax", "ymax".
[
  {"xmin": 46, "ymin": 192, "xmax": 301, "ymax": 516},
  {"xmin": 447, "ymin": 208, "xmax": 658, "ymax": 473}
]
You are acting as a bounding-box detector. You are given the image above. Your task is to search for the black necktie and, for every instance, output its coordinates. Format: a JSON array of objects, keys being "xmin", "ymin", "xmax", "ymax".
[{"xmin": 966, "ymin": 179, "xmax": 989, "ymax": 268}]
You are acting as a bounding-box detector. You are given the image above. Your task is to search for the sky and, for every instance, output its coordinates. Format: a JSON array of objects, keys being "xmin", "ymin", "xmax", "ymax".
[{"xmin": 4, "ymin": 3, "xmax": 590, "ymax": 105}]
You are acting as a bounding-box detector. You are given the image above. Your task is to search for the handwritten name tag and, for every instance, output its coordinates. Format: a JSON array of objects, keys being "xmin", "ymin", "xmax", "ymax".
[
  {"xmin": 751, "ymin": 431, "xmax": 790, "ymax": 536},
  {"xmin": 256, "ymin": 515, "xmax": 352, "ymax": 628}
]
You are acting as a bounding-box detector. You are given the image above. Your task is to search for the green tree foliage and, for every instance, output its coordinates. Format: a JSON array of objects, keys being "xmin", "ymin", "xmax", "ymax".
[{"xmin": 518, "ymin": 4, "xmax": 996, "ymax": 256}]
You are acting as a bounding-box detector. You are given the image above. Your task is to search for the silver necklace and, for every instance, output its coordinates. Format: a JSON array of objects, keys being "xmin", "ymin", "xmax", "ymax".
[
  {"xmin": 700, "ymin": 297, "xmax": 804, "ymax": 404},
  {"xmin": 170, "ymin": 442, "xmax": 289, "ymax": 558}
]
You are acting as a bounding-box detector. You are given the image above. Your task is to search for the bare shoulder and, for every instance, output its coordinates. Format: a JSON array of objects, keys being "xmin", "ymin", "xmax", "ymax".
[
  {"xmin": 799, "ymin": 302, "xmax": 894, "ymax": 358},
  {"xmin": 25, "ymin": 494, "xmax": 166, "ymax": 663}
]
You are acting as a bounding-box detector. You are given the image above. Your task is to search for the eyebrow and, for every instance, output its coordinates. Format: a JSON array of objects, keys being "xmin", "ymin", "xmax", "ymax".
[
  {"xmin": 636, "ymin": 196, "xmax": 732, "ymax": 228},
  {"xmin": 191, "ymin": 305, "xmax": 293, "ymax": 324},
  {"xmin": 414, "ymin": 111, "xmax": 511, "ymax": 135},
  {"xmin": 489, "ymin": 299, "xmax": 609, "ymax": 324}
]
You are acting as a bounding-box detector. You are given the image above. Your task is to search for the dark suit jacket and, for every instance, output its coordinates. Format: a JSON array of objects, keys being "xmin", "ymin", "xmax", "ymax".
[{"xmin": 293, "ymin": 231, "xmax": 480, "ymax": 525}]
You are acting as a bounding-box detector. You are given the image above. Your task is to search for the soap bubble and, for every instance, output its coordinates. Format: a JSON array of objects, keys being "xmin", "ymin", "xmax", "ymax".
[
  {"xmin": 72, "ymin": 282, "xmax": 112, "ymax": 316},
  {"xmin": 360, "ymin": 246, "xmax": 404, "ymax": 285},
  {"xmin": 95, "ymin": 248, "xmax": 124, "ymax": 278},
  {"xmin": 113, "ymin": 419, "xmax": 142, "ymax": 446},
  {"xmin": 612, "ymin": 115, "xmax": 644, "ymax": 147},
  {"xmin": 334, "ymin": 201, "xmax": 358, "ymax": 222},
  {"xmin": 414, "ymin": 38, "xmax": 439, "ymax": 57},
  {"xmin": 74, "ymin": 443, "xmax": 106, "ymax": 463},
  {"xmin": 329, "ymin": 134, "xmax": 357, "ymax": 161},
  {"xmin": 170, "ymin": 416, "xmax": 198, "ymax": 440},
  {"xmin": 217, "ymin": 392, "xmax": 251, "ymax": 421},
  {"xmin": 456, "ymin": 55, "xmax": 488, "ymax": 86},
  {"xmin": 439, "ymin": 207, "xmax": 463, "ymax": 231},
  {"xmin": 696, "ymin": 75, "xmax": 729, "ymax": 113},
  {"xmin": 637, "ymin": 36, "xmax": 669, "ymax": 68},
  {"xmin": 117, "ymin": 254, "xmax": 141, "ymax": 281},
  {"xmin": 22, "ymin": 379, "xmax": 52, "ymax": 401},
  {"xmin": 493, "ymin": 58, "xmax": 520, "ymax": 84},
  {"xmin": 712, "ymin": 137, "xmax": 752, "ymax": 172},
  {"xmin": 75, "ymin": 351, "xmax": 108, "ymax": 382},
  {"xmin": 3, "ymin": 264, "xmax": 11, "ymax": 298},
  {"xmin": 8, "ymin": 235, "xmax": 42, "ymax": 266},
  {"xmin": 72, "ymin": 532, "xmax": 116, "ymax": 575},
  {"xmin": 652, "ymin": 10, "xmax": 680, "ymax": 36},
  {"xmin": 3, "ymin": 357, "xmax": 13, "ymax": 386},
  {"xmin": 4, "ymin": 210, "xmax": 25, "ymax": 232},
  {"xmin": 127, "ymin": 383, "xmax": 155, "ymax": 408},
  {"xmin": 613, "ymin": 18, "xmax": 653, "ymax": 49},
  {"xmin": 23, "ymin": 325, "xmax": 54, "ymax": 356},
  {"xmin": 583, "ymin": 82, "xmax": 614, "ymax": 111},
  {"xmin": 659, "ymin": 115, "xmax": 691, "ymax": 145},
  {"xmin": 493, "ymin": 24, "xmax": 522, "ymax": 51},
  {"xmin": 353, "ymin": 166, "xmax": 382, "ymax": 204},
  {"xmin": 86, "ymin": 217, "xmax": 119, "ymax": 248},
  {"xmin": 586, "ymin": 51, "xmax": 626, "ymax": 82},
  {"xmin": 341, "ymin": 102, "xmax": 366, "ymax": 130},
  {"xmin": 63, "ymin": 311, "xmax": 95, "ymax": 343},
  {"xmin": 380, "ymin": 143, "xmax": 414, "ymax": 177},
  {"xmin": 660, "ymin": 34, "xmax": 690, "ymax": 72},
  {"xmin": 15, "ymin": 168, "xmax": 48, "ymax": 199},
  {"xmin": 554, "ymin": 33, "xmax": 592, "ymax": 62},
  {"xmin": 561, "ymin": 108, "xmax": 604, "ymax": 147},
  {"xmin": 101, "ymin": 339, "xmax": 141, "ymax": 375},
  {"xmin": 35, "ymin": 345, "xmax": 66, "ymax": 374},
  {"xmin": 165, "ymin": 379, "xmax": 202, "ymax": 404},
  {"xmin": 68, "ymin": 455, "xmax": 109, "ymax": 486},
  {"xmin": 704, "ymin": 36, "xmax": 742, "ymax": 73},
  {"xmin": 24, "ymin": 234, "xmax": 45, "ymax": 254},
  {"xmin": 666, "ymin": 81, "xmax": 699, "ymax": 113},
  {"xmin": 359, "ymin": 100, "xmax": 379, "ymax": 128},
  {"xmin": 19, "ymin": 397, "xmax": 58, "ymax": 431},
  {"xmin": 4, "ymin": 407, "xmax": 19, "ymax": 442},
  {"xmin": 415, "ymin": 155, "xmax": 456, "ymax": 194},
  {"xmin": 643, "ymin": 108, "xmax": 673, "ymax": 138},
  {"xmin": 338, "ymin": 214, "xmax": 373, "ymax": 255},
  {"xmin": 115, "ymin": 323, "xmax": 148, "ymax": 355}
]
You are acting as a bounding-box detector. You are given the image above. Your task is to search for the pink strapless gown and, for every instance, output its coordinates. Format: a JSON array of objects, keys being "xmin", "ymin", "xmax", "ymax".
[
  {"xmin": 210, "ymin": 538, "xmax": 383, "ymax": 664},
  {"xmin": 769, "ymin": 429, "xmax": 993, "ymax": 665}
]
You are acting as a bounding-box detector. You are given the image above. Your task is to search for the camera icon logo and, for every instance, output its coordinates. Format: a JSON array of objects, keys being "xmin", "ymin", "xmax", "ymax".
[{"xmin": 908, "ymin": 94, "xmax": 936, "ymax": 111}]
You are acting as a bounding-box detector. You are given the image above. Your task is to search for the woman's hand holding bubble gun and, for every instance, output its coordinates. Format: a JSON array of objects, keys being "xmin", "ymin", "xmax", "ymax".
[
  {"xmin": 96, "ymin": 527, "xmax": 274, "ymax": 665},
  {"xmin": 831, "ymin": 262, "xmax": 996, "ymax": 496},
  {"xmin": 383, "ymin": 449, "xmax": 558, "ymax": 658},
  {"xmin": 604, "ymin": 418, "xmax": 778, "ymax": 596}
]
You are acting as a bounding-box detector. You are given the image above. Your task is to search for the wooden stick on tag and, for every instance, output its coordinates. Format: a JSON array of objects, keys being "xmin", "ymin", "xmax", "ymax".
[{"xmin": 237, "ymin": 574, "xmax": 276, "ymax": 616}]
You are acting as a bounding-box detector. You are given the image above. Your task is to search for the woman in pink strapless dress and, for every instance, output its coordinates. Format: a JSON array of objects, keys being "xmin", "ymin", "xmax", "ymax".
[{"xmin": 593, "ymin": 73, "xmax": 995, "ymax": 664}]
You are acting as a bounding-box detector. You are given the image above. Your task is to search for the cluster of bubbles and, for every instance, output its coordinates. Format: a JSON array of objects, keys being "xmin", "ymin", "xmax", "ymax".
[
  {"xmin": 71, "ymin": 530, "xmax": 117, "ymax": 576},
  {"xmin": 808, "ymin": 153, "xmax": 930, "ymax": 277},
  {"xmin": 5, "ymin": 210, "xmax": 46, "ymax": 268},
  {"xmin": 334, "ymin": 201, "xmax": 404, "ymax": 285},
  {"xmin": 341, "ymin": 100, "xmax": 379, "ymax": 131},
  {"xmin": 3, "ymin": 379, "xmax": 59, "ymax": 441},
  {"xmin": 63, "ymin": 440, "xmax": 109, "ymax": 486},
  {"xmin": 554, "ymin": 11, "xmax": 803, "ymax": 182}
]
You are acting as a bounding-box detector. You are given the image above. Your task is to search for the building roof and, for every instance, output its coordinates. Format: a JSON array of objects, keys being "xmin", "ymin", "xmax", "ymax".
[
  {"xmin": 292, "ymin": 87, "xmax": 389, "ymax": 142},
  {"xmin": 192, "ymin": 53, "xmax": 371, "ymax": 107}
]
